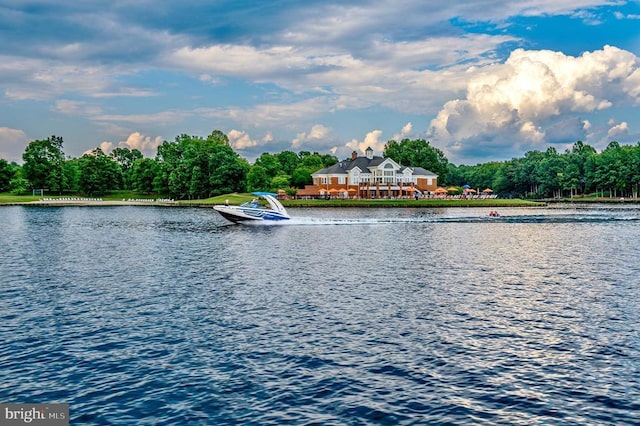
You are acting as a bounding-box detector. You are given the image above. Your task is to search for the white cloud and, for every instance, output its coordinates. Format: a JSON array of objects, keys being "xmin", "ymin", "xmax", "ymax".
[
  {"xmin": 0, "ymin": 56, "xmax": 125, "ymax": 101},
  {"xmin": 199, "ymin": 98, "xmax": 332, "ymax": 129},
  {"xmin": 167, "ymin": 32, "xmax": 515, "ymax": 118},
  {"xmin": 82, "ymin": 142, "xmax": 113, "ymax": 156},
  {"xmin": 0, "ymin": 127, "xmax": 29, "ymax": 163},
  {"xmin": 614, "ymin": 11, "xmax": 640, "ymax": 20},
  {"xmin": 345, "ymin": 129, "xmax": 385, "ymax": 155},
  {"xmin": 392, "ymin": 122, "xmax": 413, "ymax": 141},
  {"xmin": 262, "ymin": 131, "xmax": 274, "ymax": 143},
  {"xmin": 292, "ymin": 124, "xmax": 332, "ymax": 148},
  {"xmin": 168, "ymin": 44, "xmax": 308, "ymax": 78},
  {"xmin": 118, "ymin": 132, "xmax": 163, "ymax": 157},
  {"xmin": 93, "ymin": 110, "xmax": 188, "ymax": 125},
  {"xmin": 1, "ymin": 0, "xmax": 635, "ymax": 166},
  {"xmin": 99, "ymin": 141, "xmax": 113, "ymax": 153},
  {"xmin": 54, "ymin": 99, "xmax": 103, "ymax": 116},
  {"xmin": 427, "ymin": 46, "xmax": 640, "ymax": 162},
  {"xmin": 341, "ymin": 122, "xmax": 421, "ymax": 158},
  {"xmin": 607, "ymin": 121, "xmax": 629, "ymax": 139},
  {"xmin": 228, "ymin": 129, "xmax": 259, "ymax": 150}
]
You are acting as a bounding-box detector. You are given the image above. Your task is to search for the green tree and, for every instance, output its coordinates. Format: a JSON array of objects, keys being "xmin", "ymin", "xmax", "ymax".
[
  {"xmin": 285, "ymin": 186, "xmax": 298, "ymax": 197},
  {"xmin": 276, "ymin": 151, "xmax": 300, "ymax": 175},
  {"xmin": 131, "ymin": 158, "xmax": 159, "ymax": 194},
  {"xmin": 77, "ymin": 148, "xmax": 122, "ymax": 196},
  {"xmin": 0, "ymin": 159, "xmax": 17, "ymax": 190},
  {"xmin": 254, "ymin": 153, "xmax": 281, "ymax": 178},
  {"xmin": 111, "ymin": 147, "xmax": 143, "ymax": 190},
  {"xmin": 22, "ymin": 135, "xmax": 67, "ymax": 193},
  {"xmin": 247, "ymin": 165, "xmax": 270, "ymax": 192},
  {"xmin": 534, "ymin": 147, "xmax": 567, "ymax": 198},
  {"xmin": 292, "ymin": 151, "xmax": 334, "ymax": 187},
  {"xmin": 589, "ymin": 141, "xmax": 628, "ymax": 197},
  {"xmin": 9, "ymin": 176, "xmax": 29, "ymax": 195},
  {"xmin": 319, "ymin": 153, "xmax": 338, "ymax": 167},
  {"xmin": 564, "ymin": 141, "xmax": 596, "ymax": 196},
  {"xmin": 207, "ymin": 142, "xmax": 249, "ymax": 196},
  {"xmin": 291, "ymin": 166, "xmax": 313, "ymax": 188},
  {"xmin": 270, "ymin": 174, "xmax": 291, "ymax": 192},
  {"xmin": 299, "ymin": 152, "xmax": 327, "ymax": 170},
  {"xmin": 63, "ymin": 159, "xmax": 80, "ymax": 193},
  {"xmin": 154, "ymin": 130, "xmax": 248, "ymax": 199}
]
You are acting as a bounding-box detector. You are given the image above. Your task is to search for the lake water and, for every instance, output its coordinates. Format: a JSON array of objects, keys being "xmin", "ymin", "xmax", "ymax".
[{"xmin": 1, "ymin": 204, "xmax": 639, "ymax": 425}]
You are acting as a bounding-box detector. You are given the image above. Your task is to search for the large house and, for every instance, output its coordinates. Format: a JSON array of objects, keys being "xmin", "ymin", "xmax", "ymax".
[{"xmin": 298, "ymin": 147, "xmax": 438, "ymax": 199}]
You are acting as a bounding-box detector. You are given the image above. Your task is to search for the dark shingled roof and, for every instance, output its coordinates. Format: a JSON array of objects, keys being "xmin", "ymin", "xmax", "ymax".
[{"xmin": 314, "ymin": 156, "xmax": 436, "ymax": 176}]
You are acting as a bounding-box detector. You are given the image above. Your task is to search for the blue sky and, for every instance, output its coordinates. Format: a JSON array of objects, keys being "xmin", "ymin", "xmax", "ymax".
[{"xmin": 1, "ymin": 0, "xmax": 639, "ymax": 165}]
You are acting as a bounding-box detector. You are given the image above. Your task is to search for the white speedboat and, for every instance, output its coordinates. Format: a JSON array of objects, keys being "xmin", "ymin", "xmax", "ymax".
[{"xmin": 214, "ymin": 192, "xmax": 291, "ymax": 223}]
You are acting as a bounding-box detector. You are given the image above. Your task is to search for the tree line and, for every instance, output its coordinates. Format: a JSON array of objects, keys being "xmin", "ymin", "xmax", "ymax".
[
  {"xmin": 0, "ymin": 130, "xmax": 638, "ymax": 199},
  {"xmin": 448, "ymin": 141, "xmax": 640, "ymax": 198},
  {"xmin": 0, "ymin": 131, "xmax": 338, "ymax": 199}
]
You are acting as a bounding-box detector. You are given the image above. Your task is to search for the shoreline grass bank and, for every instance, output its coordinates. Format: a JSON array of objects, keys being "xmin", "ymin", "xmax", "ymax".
[
  {"xmin": 5, "ymin": 192, "xmax": 640, "ymax": 208},
  {"xmin": 0, "ymin": 192, "xmax": 546, "ymax": 208},
  {"xmin": 11, "ymin": 192, "xmax": 639, "ymax": 208}
]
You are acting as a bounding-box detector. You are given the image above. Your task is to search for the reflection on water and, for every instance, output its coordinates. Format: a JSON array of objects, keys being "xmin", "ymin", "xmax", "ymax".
[{"xmin": 1, "ymin": 205, "xmax": 639, "ymax": 425}]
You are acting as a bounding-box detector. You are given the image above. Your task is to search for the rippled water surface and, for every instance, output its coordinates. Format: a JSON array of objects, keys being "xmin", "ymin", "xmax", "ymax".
[{"xmin": 1, "ymin": 205, "xmax": 639, "ymax": 425}]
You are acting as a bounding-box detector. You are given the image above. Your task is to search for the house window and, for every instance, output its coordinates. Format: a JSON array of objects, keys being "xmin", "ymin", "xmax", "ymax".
[
  {"xmin": 321, "ymin": 177, "xmax": 328, "ymax": 184},
  {"xmin": 383, "ymin": 170, "xmax": 394, "ymax": 183},
  {"xmin": 338, "ymin": 176, "xmax": 345, "ymax": 184}
]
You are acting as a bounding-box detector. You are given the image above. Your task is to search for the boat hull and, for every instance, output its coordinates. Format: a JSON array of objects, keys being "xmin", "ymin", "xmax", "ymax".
[
  {"xmin": 214, "ymin": 192, "xmax": 291, "ymax": 224},
  {"xmin": 213, "ymin": 205, "xmax": 290, "ymax": 223}
]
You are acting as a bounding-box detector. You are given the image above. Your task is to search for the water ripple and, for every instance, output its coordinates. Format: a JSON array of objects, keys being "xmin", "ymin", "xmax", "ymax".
[{"xmin": 1, "ymin": 206, "xmax": 639, "ymax": 424}]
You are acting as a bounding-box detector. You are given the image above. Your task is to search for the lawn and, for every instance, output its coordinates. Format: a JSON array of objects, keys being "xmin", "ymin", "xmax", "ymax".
[{"xmin": 1, "ymin": 191, "xmax": 545, "ymax": 207}]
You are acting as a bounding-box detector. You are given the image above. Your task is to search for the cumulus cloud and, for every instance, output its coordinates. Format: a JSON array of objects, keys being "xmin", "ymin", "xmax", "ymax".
[
  {"xmin": 292, "ymin": 124, "xmax": 332, "ymax": 148},
  {"xmin": 427, "ymin": 46, "xmax": 640, "ymax": 162},
  {"xmin": 228, "ymin": 129, "xmax": 259, "ymax": 150},
  {"xmin": 392, "ymin": 122, "xmax": 413, "ymax": 141},
  {"xmin": 262, "ymin": 131, "xmax": 274, "ymax": 143},
  {"xmin": 82, "ymin": 141, "xmax": 114, "ymax": 156},
  {"xmin": 345, "ymin": 130, "xmax": 385, "ymax": 155},
  {"xmin": 607, "ymin": 121, "xmax": 630, "ymax": 139},
  {"xmin": 86, "ymin": 133, "xmax": 161, "ymax": 157},
  {"xmin": 0, "ymin": 127, "xmax": 29, "ymax": 163},
  {"xmin": 2, "ymin": 1, "xmax": 638, "ymax": 165},
  {"xmin": 122, "ymin": 132, "xmax": 163, "ymax": 156},
  {"xmin": 342, "ymin": 122, "xmax": 422, "ymax": 158},
  {"xmin": 97, "ymin": 132, "xmax": 162, "ymax": 157}
]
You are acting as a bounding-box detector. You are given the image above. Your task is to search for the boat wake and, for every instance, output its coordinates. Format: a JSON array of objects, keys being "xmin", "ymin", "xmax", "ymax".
[{"xmin": 240, "ymin": 213, "xmax": 640, "ymax": 226}]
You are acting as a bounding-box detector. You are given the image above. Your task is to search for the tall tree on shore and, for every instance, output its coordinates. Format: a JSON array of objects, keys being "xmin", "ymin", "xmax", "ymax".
[
  {"xmin": 22, "ymin": 135, "xmax": 67, "ymax": 193},
  {"xmin": 111, "ymin": 147, "xmax": 143, "ymax": 189},
  {"xmin": 130, "ymin": 158, "xmax": 159, "ymax": 194},
  {"xmin": 0, "ymin": 159, "xmax": 17, "ymax": 191},
  {"xmin": 77, "ymin": 148, "xmax": 122, "ymax": 196},
  {"xmin": 154, "ymin": 130, "xmax": 248, "ymax": 199}
]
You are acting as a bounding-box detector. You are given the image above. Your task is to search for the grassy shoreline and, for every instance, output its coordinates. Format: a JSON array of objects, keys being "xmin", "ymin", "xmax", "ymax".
[
  {"xmin": 5, "ymin": 191, "xmax": 637, "ymax": 208},
  {"xmin": 1, "ymin": 192, "xmax": 545, "ymax": 208}
]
